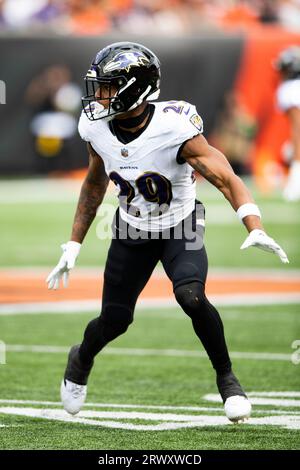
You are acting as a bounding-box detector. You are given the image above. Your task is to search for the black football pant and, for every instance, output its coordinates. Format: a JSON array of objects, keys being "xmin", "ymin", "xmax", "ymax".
[{"xmin": 79, "ymin": 203, "xmax": 232, "ymax": 375}]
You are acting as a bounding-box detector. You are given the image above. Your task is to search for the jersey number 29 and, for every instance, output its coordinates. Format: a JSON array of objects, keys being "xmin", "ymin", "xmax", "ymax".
[{"xmin": 109, "ymin": 171, "xmax": 173, "ymax": 217}]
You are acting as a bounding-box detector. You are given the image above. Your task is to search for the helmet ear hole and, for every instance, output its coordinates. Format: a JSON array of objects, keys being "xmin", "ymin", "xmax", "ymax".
[{"xmin": 112, "ymin": 101, "xmax": 123, "ymax": 111}]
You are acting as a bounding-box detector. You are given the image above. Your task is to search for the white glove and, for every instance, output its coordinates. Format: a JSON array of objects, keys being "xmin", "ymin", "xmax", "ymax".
[
  {"xmin": 46, "ymin": 241, "xmax": 81, "ymax": 290},
  {"xmin": 240, "ymin": 229, "xmax": 289, "ymax": 264}
]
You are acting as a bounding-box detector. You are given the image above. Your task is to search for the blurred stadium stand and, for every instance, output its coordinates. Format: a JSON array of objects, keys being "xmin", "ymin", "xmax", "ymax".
[{"xmin": 1, "ymin": 1, "xmax": 300, "ymax": 36}]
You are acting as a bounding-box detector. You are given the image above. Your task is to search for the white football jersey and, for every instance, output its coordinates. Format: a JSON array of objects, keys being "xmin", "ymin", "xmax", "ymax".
[
  {"xmin": 78, "ymin": 100, "xmax": 203, "ymax": 231},
  {"xmin": 277, "ymin": 79, "xmax": 300, "ymax": 111}
]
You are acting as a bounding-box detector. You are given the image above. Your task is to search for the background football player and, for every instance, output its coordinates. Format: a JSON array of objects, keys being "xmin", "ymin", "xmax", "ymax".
[
  {"xmin": 47, "ymin": 42, "xmax": 289, "ymax": 423},
  {"xmin": 275, "ymin": 45, "xmax": 300, "ymax": 202}
]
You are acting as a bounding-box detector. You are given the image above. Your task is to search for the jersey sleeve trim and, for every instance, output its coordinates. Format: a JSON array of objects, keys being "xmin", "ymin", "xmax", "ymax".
[{"xmin": 176, "ymin": 139, "xmax": 190, "ymax": 165}]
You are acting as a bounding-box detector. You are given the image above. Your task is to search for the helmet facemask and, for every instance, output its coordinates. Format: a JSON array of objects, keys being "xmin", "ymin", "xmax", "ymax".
[{"xmin": 82, "ymin": 74, "xmax": 128, "ymax": 121}]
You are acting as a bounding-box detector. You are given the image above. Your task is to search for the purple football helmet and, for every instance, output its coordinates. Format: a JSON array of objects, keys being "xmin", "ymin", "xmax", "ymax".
[{"xmin": 82, "ymin": 42, "xmax": 161, "ymax": 121}]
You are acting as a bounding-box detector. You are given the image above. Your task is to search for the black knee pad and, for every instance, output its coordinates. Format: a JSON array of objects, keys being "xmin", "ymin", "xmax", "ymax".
[
  {"xmin": 174, "ymin": 281, "xmax": 206, "ymax": 318},
  {"xmin": 100, "ymin": 303, "xmax": 134, "ymax": 341}
]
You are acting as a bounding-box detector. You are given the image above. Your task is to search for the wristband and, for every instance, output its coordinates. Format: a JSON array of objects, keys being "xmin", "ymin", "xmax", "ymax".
[{"xmin": 236, "ymin": 203, "xmax": 261, "ymax": 223}]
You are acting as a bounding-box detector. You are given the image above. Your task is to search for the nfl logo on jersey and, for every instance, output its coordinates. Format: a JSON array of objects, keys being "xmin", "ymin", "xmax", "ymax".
[{"xmin": 121, "ymin": 148, "xmax": 129, "ymax": 157}]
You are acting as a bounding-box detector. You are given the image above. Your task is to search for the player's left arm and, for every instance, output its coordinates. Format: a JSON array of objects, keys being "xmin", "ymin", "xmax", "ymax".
[{"xmin": 181, "ymin": 134, "xmax": 289, "ymax": 263}]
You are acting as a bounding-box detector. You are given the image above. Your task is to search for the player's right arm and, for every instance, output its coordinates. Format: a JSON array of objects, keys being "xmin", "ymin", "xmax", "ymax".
[
  {"xmin": 46, "ymin": 143, "xmax": 109, "ymax": 289},
  {"xmin": 71, "ymin": 143, "xmax": 109, "ymax": 243}
]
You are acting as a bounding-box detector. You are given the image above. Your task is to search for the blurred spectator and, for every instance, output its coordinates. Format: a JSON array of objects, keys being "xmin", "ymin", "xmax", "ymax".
[
  {"xmin": 63, "ymin": 0, "xmax": 133, "ymax": 35},
  {"xmin": 65, "ymin": 0, "xmax": 111, "ymax": 35},
  {"xmin": 0, "ymin": 0, "xmax": 5, "ymax": 26},
  {"xmin": 117, "ymin": 0, "xmax": 188, "ymax": 35},
  {"xmin": 219, "ymin": 1, "xmax": 260, "ymax": 27},
  {"xmin": 1, "ymin": 0, "xmax": 63, "ymax": 30},
  {"xmin": 0, "ymin": 0, "xmax": 298, "ymax": 35},
  {"xmin": 277, "ymin": 0, "xmax": 300, "ymax": 32},
  {"xmin": 25, "ymin": 65, "xmax": 81, "ymax": 173},
  {"xmin": 255, "ymin": 0, "xmax": 279, "ymax": 23},
  {"xmin": 32, "ymin": 0, "xmax": 65, "ymax": 25}
]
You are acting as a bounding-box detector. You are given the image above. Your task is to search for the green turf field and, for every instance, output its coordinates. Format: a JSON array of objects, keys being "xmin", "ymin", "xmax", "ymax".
[
  {"xmin": 0, "ymin": 179, "xmax": 299, "ymax": 450},
  {"xmin": 0, "ymin": 305, "xmax": 299, "ymax": 450}
]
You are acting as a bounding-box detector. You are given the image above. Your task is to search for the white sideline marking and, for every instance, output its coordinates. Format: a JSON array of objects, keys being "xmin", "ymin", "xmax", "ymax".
[
  {"xmin": 1, "ymin": 292, "xmax": 300, "ymax": 315},
  {"xmin": 0, "ymin": 300, "xmax": 102, "ymax": 315},
  {"xmin": 0, "ymin": 399, "xmax": 299, "ymax": 415},
  {"xmin": 204, "ymin": 394, "xmax": 300, "ymax": 408},
  {"xmin": 0, "ymin": 407, "xmax": 233, "ymax": 431},
  {"xmin": 5, "ymin": 344, "xmax": 292, "ymax": 362},
  {"xmin": 0, "ymin": 407, "xmax": 299, "ymax": 431},
  {"xmin": 248, "ymin": 392, "xmax": 300, "ymax": 397},
  {"xmin": 0, "ymin": 399, "xmax": 221, "ymax": 412}
]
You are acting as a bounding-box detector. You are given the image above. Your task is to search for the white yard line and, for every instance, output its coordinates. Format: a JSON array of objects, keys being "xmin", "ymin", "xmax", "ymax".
[
  {"xmin": 0, "ymin": 407, "xmax": 299, "ymax": 431},
  {"xmin": 0, "ymin": 292, "xmax": 299, "ymax": 316},
  {"xmin": 248, "ymin": 392, "xmax": 300, "ymax": 397},
  {"xmin": 0, "ymin": 399, "xmax": 221, "ymax": 412},
  {"xmin": 203, "ymin": 394, "xmax": 300, "ymax": 408},
  {"xmin": 0, "ymin": 399, "xmax": 299, "ymax": 415},
  {"xmin": 0, "ymin": 300, "xmax": 102, "ymax": 315},
  {"xmin": 4, "ymin": 344, "xmax": 292, "ymax": 362}
]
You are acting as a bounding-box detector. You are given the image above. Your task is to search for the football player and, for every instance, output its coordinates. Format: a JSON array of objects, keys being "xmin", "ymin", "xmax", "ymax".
[
  {"xmin": 275, "ymin": 45, "xmax": 300, "ymax": 201},
  {"xmin": 47, "ymin": 42, "xmax": 289, "ymax": 423}
]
